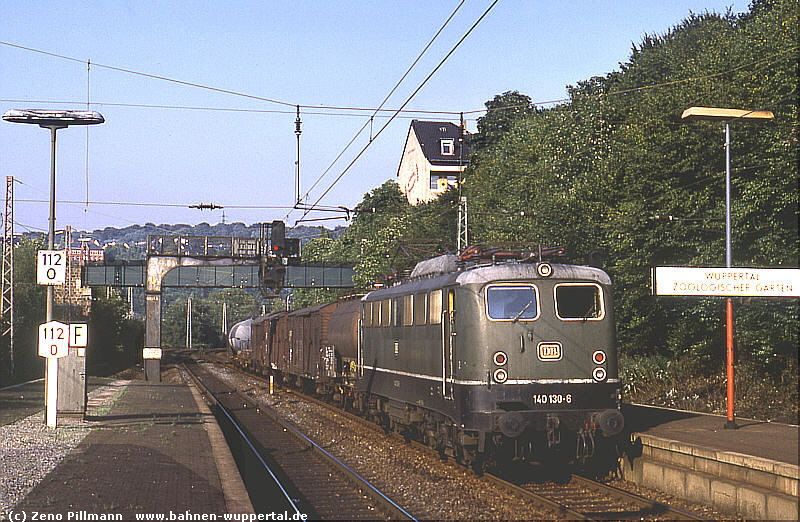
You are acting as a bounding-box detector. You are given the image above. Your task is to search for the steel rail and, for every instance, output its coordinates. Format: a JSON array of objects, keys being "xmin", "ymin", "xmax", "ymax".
[
  {"xmin": 216, "ymin": 358, "xmax": 708, "ymax": 520},
  {"xmin": 189, "ymin": 361, "xmax": 416, "ymax": 521},
  {"xmin": 569, "ymin": 474, "xmax": 711, "ymax": 521},
  {"xmin": 214, "ymin": 360, "xmax": 583, "ymax": 519},
  {"xmin": 181, "ymin": 364, "xmax": 303, "ymax": 517},
  {"xmin": 270, "ymin": 402, "xmax": 417, "ymax": 521}
]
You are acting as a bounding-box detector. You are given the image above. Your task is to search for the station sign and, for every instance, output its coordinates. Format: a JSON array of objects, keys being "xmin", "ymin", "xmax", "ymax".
[
  {"xmin": 143, "ymin": 348, "xmax": 163, "ymax": 359},
  {"xmin": 38, "ymin": 320, "xmax": 69, "ymax": 358},
  {"xmin": 37, "ymin": 250, "xmax": 67, "ymax": 285},
  {"xmin": 653, "ymin": 267, "xmax": 800, "ymax": 297}
]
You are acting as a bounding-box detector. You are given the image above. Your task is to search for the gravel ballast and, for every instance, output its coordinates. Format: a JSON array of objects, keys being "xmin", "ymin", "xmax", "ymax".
[{"xmin": 0, "ymin": 381, "xmax": 127, "ymax": 517}]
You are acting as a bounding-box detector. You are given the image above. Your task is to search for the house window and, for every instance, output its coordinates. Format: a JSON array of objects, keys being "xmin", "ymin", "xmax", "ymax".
[
  {"xmin": 430, "ymin": 173, "xmax": 457, "ymax": 190},
  {"xmin": 440, "ymin": 139, "xmax": 454, "ymax": 155}
]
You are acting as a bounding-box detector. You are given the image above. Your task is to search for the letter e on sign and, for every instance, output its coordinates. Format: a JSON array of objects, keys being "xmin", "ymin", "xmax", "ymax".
[
  {"xmin": 70, "ymin": 323, "xmax": 88, "ymax": 348},
  {"xmin": 38, "ymin": 321, "xmax": 69, "ymax": 358},
  {"xmin": 37, "ymin": 250, "xmax": 67, "ymax": 285}
]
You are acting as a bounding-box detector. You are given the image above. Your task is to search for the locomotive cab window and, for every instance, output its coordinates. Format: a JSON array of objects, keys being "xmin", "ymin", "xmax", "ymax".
[
  {"xmin": 555, "ymin": 283, "xmax": 604, "ymax": 320},
  {"xmin": 486, "ymin": 284, "xmax": 539, "ymax": 321}
]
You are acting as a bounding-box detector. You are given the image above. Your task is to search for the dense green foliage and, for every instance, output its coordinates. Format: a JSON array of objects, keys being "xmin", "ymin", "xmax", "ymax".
[
  {"xmin": 0, "ymin": 238, "xmax": 145, "ymax": 385},
  {"xmin": 460, "ymin": 0, "xmax": 799, "ymax": 368},
  {"xmin": 86, "ymin": 290, "xmax": 144, "ymax": 375},
  {"xmin": 298, "ymin": 0, "xmax": 798, "ymax": 409},
  {"xmin": 161, "ymin": 288, "xmax": 262, "ymax": 349},
  {"xmin": 0, "ymin": 237, "xmax": 46, "ymax": 384}
]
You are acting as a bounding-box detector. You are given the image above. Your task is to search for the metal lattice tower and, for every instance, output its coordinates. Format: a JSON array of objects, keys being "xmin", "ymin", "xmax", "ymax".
[
  {"xmin": 457, "ymin": 196, "xmax": 468, "ymax": 253},
  {"xmin": 2, "ymin": 176, "xmax": 15, "ymax": 376}
]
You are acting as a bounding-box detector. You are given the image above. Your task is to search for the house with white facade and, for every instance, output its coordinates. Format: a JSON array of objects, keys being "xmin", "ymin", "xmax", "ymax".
[{"xmin": 397, "ymin": 120, "xmax": 471, "ymax": 205}]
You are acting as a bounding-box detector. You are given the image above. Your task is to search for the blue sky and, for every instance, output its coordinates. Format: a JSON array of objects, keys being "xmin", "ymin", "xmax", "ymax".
[{"xmin": 1, "ymin": 0, "xmax": 745, "ymax": 234}]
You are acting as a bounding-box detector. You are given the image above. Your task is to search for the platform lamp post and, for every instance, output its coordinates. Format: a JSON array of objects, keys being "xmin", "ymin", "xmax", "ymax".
[
  {"xmin": 681, "ymin": 106, "xmax": 773, "ymax": 429},
  {"xmin": 3, "ymin": 109, "xmax": 104, "ymax": 426}
]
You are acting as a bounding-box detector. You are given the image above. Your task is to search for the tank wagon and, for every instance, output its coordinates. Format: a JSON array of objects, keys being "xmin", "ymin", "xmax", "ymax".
[
  {"xmin": 227, "ymin": 318, "xmax": 253, "ymax": 355},
  {"xmin": 243, "ymin": 249, "xmax": 624, "ymax": 469}
]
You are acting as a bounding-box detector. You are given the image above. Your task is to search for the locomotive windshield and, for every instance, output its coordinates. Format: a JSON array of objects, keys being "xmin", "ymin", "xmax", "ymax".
[
  {"xmin": 554, "ymin": 283, "xmax": 604, "ymax": 320},
  {"xmin": 486, "ymin": 284, "xmax": 538, "ymax": 321}
]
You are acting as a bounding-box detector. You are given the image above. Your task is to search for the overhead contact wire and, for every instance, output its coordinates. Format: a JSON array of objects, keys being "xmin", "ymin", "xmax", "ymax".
[
  {"xmin": 302, "ymin": 0, "xmax": 500, "ymax": 220},
  {"xmin": 295, "ymin": 0, "xmax": 467, "ymax": 209}
]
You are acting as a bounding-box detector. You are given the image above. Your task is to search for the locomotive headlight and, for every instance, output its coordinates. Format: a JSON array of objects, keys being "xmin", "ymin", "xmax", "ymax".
[
  {"xmin": 493, "ymin": 351, "xmax": 508, "ymax": 366},
  {"xmin": 536, "ymin": 263, "xmax": 553, "ymax": 277},
  {"xmin": 592, "ymin": 367, "xmax": 607, "ymax": 382},
  {"xmin": 493, "ymin": 368, "xmax": 508, "ymax": 383},
  {"xmin": 592, "ymin": 350, "xmax": 607, "ymax": 365}
]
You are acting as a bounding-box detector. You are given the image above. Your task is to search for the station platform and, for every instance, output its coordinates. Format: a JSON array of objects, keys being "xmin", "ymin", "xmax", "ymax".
[
  {"xmin": 6, "ymin": 369, "xmax": 253, "ymax": 519},
  {"xmin": 622, "ymin": 403, "xmax": 799, "ymax": 519}
]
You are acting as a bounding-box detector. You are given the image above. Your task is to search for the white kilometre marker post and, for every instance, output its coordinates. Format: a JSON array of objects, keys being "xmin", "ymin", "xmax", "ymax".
[{"xmin": 38, "ymin": 321, "xmax": 69, "ymax": 427}]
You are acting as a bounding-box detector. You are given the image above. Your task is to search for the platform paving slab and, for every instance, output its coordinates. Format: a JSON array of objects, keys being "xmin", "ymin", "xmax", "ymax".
[{"xmin": 13, "ymin": 375, "xmax": 240, "ymax": 519}]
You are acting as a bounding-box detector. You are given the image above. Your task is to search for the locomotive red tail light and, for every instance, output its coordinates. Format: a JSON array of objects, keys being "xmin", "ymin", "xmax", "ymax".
[
  {"xmin": 493, "ymin": 368, "xmax": 508, "ymax": 383},
  {"xmin": 493, "ymin": 351, "xmax": 508, "ymax": 366},
  {"xmin": 592, "ymin": 350, "xmax": 606, "ymax": 365}
]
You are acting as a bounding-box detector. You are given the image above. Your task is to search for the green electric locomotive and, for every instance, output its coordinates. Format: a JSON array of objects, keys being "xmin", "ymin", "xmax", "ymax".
[
  {"xmin": 354, "ymin": 251, "xmax": 623, "ymax": 469},
  {"xmin": 244, "ymin": 247, "xmax": 624, "ymax": 470}
]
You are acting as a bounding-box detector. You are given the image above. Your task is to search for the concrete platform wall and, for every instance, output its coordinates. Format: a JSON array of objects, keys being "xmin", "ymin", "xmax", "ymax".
[{"xmin": 622, "ymin": 433, "xmax": 798, "ymax": 520}]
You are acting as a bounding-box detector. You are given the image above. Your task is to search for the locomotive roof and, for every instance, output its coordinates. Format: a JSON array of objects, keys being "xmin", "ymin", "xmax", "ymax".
[
  {"xmin": 456, "ymin": 262, "xmax": 611, "ymax": 286},
  {"xmin": 364, "ymin": 261, "xmax": 611, "ymax": 301}
]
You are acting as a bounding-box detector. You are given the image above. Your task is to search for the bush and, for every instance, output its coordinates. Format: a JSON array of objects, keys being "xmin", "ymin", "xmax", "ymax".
[{"xmin": 620, "ymin": 353, "xmax": 798, "ymax": 423}]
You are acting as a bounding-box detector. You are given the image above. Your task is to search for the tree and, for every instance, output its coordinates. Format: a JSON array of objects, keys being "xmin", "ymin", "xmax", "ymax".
[
  {"xmin": 0, "ymin": 237, "xmax": 47, "ymax": 384},
  {"xmin": 458, "ymin": 2, "xmax": 798, "ymax": 363},
  {"xmin": 274, "ymin": 1, "xmax": 799, "ymax": 371},
  {"xmin": 469, "ymin": 91, "xmax": 537, "ymax": 151},
  {"xmin": 161, "ymin": 288, "xmax": 260, "ymax": 348},
  {"xmin": 88, "ymin": 290, "xmax": 144, "ymax": 375}
]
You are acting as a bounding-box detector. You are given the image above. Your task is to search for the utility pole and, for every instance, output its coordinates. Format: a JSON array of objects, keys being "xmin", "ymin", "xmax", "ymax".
[
  {"xmin": 457, "ymin": 113, "xmax": 468, "ymax": 252},
  {"xmin": 221, "ymin": 302, "xmax": 227, "ymax": 341},
  {"xmin": 295, "ymin": 105, "xmax": 302, "ymax": 205},
  {"xmin": 457, "ymin": 196, "xmax": 468, "ymax": 252},
  {"xmin": 185, "ymin": 296, "xmax": 192, "ymax": 349},
  {"xmin": 2, "ymin": 176, "xmax": 15, "ymax": 378}
]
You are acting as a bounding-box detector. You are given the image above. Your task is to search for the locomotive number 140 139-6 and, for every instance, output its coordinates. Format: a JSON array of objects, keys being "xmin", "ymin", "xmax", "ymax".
[{"xmin": 532, "ymin": 393, "xmax": 573, "ymax": 405}]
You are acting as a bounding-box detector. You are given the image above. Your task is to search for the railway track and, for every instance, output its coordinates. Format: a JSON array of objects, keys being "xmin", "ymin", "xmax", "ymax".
[
  {"xmin": 203, "ymin": 358, "xmax": 713, "ymax": 520},
  {"xmin": 485, "ymin": 472, "xmax": 710, "ymax": 520},
  {"xmin": 182, "ymin": 361, "xmax": 414, "ymax": 520}
]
